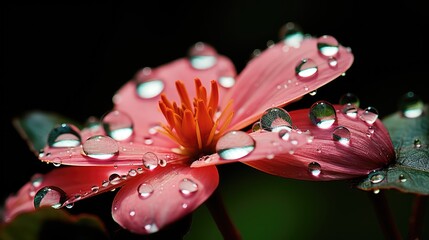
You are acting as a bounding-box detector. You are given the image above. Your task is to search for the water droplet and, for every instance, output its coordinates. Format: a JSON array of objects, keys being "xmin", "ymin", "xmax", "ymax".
[
  {"xmin": 102, "ymin": 110, "xmax": 134, "ymax": 141},
  {"xmin": 359, "ymin": 106, "xmax": 379, "ymax": 125},
  {"xmin": 138, "ymin": 183, "xmax": 154, "ymax": 199},
  {"xmin": 109, "ymin": 173, "xmax": 121, "ymax": 185},
  {"xmin": 128, "ymin": 169, "xmax": 137, "ymax": 177},
  {"xmin": 65, "ymin": 203, "xmax": 74, "ymax": 209},
  {"xmin": 399, "ymin": 91, "xmax": 424, "ymax": 118},
  {"xmin": 252, "ymin": 121, "xmax": 261, "ymax": 132},
  {"xmin": 373, "ymin": 189, "xmax": 380, "ymax": 194},
  {"xmin": 179, "ymin": 178, "xmax": 198, "ymax": 196},
  {"xmin": 308, "ymin": 162, "xmax": 321, "ymax": 177},
  {"xmin": 101, "ymin": 180, "xmax": 109, "ymax": 187},
  {"xmin": 129, "ymin": 210, "xmax": 136, "ymax": 217},
  {"xmin": 31, "ymin": 174, "xmax": 43, "ymax": 188},
  {"xmin": 309, "ymin": 90, "xmax": 317, "ymax": 96},
  {"xmin": 341, "ymin": 103, "xmax": 358, "ymax": 118},
  {"xmin": 82, "ymin": 135, "xmax": 119, "ymax": 160},
  {"xmin": 309, "ymin": 101, "xmax": 336, "ymax": 128},
  {"xmin": 399, "ymin": 174, "xmax": 407, "ymax": 182},
  {"xmin": 332, "ymin": 126, "xmax": 351, "ymax": 145},
  {"xmin": 144, "ymin": 222, "xmax": 159, "ymax": 234},
  {"xmin": 47, "ymin": 123, "xmax": 81, "ymax": 148},
  {"xmin": 296, "ymin": 58, "xmax": 318, "ymax": 78},
  {"xmin": 328, "ymin": 57, "xmax": 338, "ymax": 67},
  {"xmin": 414, "ymin": 139, "xmax": 422, "ymax": 148},
  {"xmin": 369, "ymin": 171, "xmax": 384, "ymax": 184},
  {"xmin": 142, "ymin": 152, "xmax": 158, "ymax": 170},
  {"xmin": 133, "ymin": 67, "xmax": 165, "ymax": 99},
  {"xmin": 216, "ymin": 131, "xmax": 255, "ymax": 160},
  {"xmin": 278, "ymin": 22, "xmax": 304, "ymax": 48},
  {"xmin": 52, "ymin": 158, "xmax": 62, "ymax": 167},
  {"xmin": 188, "ymin": 42, "xmax": 217, "ymax": 70},
  {"xmin": 260, "ymin": 107, "xmax": 293, "ymax": 132},
  {"xmin": 158, "ymin": 158, "xmax": 167, "ymax": 167},
  {"xmin": 182, "ymin": 203, "xmax": 188, "ymax": 209},
  {"xmin": 91, "ymin": 186, "xmax": 99, "ymax": 193},
  {"xmin": 218, "ymin": 76, "xmax": 236, "ymax": 88},
  {"xmin": 34, "ymin": 186, "xmax": 67, "ymax": 209},
  {"xmin": 317, "ymin": 35, "xmax": 339, "ymax": 57},
  {"xmin": 339, "ymin": 93, "xmax": 360, "ymax": 107}
]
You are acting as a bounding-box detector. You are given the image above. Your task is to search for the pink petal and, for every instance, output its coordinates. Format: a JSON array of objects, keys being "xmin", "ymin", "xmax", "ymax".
[
  {"xmin": 225, "ymin": 37, "xmax": 354, "ymax": 130},
  {"xmin": 4, "ymin": 165, "xmax": 145, "ymax": 221},
  {"xmin": 111, "ymin": 164, "xmax": 218, "ymax": 234},
  {"xmin": 243, "ymin": 105, "xmax": 395, "ymax": 180},
  {"xmin": 113, "ymin": 55, "xmax": 236, "ymax": 147}
]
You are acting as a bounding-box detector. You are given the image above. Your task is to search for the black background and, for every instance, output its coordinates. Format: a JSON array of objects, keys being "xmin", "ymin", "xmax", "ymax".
[{"xmin": 2, "ymin": 1, "xmax": 429, "ymax": 239}]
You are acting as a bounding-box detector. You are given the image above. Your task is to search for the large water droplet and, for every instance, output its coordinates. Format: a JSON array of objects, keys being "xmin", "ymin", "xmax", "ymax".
[
  {"xmin": 278, "ymin": 22, "xmax": 304, "ymax": 48},
  {"xmin": 260, "ymin": 107, "xmax": 293, "ymax": 132},
  {"xmin": 179, "ymin": 178, "xmax": 198, "ymax": 196},
  {"xmin": 135, "ymin": 67, "xmax": 165, "ymax": 99},
  {"xmin": 102, "ymin": 110, "xmax": 134, "ymax": 141},
  {"xmin": 188, "ymin": 42, "xmax": 217, "ymax": 70},
  {"xmin": 296, "ymin": 58, "xmax": 318, "ymax": 78},
  {"xmin": 138, "ymin": 183, "xmax": 154, "ymax": 199},
  {"xmin": 332, "ymin": 126, "xmax": 351, "ymax": 145},
  {"xmin": 369, "ymin": 171, "xmax": 384, "ymax": 184},
  {"xmin": 399, "ymin": 91, "xmax": 424, "ymax": 118},
  {"xmin": 359, "ymin": 107, "xmax": 379, "ymax": 125},
  {"xmin": 309, "ymin": 101, "xmax": 336, "ymax": 129},
  {"xmin": 142, "ymin": 152, "xmax": 158, "ymax": 170},
  {"xmin": 218, "ymin": 76, "xmax": 236, "ymax": 88},
  {"xmin": 317, "ymin": 35, "xmax": 339, "ymax": 57},
  {"xmin": 47, "ymin": 123, "xmax": 81, "ymax": 147},
  {"xmin": 34, "ymin": 186, "xmax": 67, "ymax": 209},
  {"xmin": 339, "ymin": 93, "xmax": 360, "ymax": 107},
  {"xmin": 82, "ymin": 135, "xmax": 119, "ymax": 160},
  {"xmin": 308, "ymin": 162, "xmax": 321, "ymax": 177},
  {"xmin": 216, "ymin": 131, "xmax": 255, "ymax": 160}
]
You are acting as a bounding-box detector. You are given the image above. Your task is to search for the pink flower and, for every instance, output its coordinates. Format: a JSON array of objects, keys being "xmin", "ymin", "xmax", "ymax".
[{"xmin": 4, "ymin": 29, "xmax": 393, "ymax": 234}]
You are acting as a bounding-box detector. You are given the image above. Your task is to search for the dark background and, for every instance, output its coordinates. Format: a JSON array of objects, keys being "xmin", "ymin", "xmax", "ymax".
[{"xmin": 2, "ymin": 1, "xmax": 428, "ymax": 239}]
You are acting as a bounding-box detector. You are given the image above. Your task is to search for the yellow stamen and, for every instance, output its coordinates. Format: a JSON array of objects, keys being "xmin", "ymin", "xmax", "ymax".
[{"xmin": 158, "ymin": 78, "xmax": 233, "ymax": 158}]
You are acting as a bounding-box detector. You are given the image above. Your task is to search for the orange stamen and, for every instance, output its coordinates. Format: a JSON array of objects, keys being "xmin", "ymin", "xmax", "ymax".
[{"xmin": 158, "ymin": 78, "xmax": 234, "ymax": 158}]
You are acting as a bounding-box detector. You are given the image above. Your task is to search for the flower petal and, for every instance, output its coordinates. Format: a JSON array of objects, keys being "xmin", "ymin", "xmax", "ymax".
[
  {"xmin": 243, "ymin": 105, "xmax": 395, "ymax": 180},
  {"xmin": 111, "ymin": 164, "xmax": 218, "ymax": 234},
  {"xmin": 226, "ymin": 37, "xmax": 354, "ymax": 130},
  {"xmin": 4, "ymin": 165, "xmax": 143, "ymax": 222}
]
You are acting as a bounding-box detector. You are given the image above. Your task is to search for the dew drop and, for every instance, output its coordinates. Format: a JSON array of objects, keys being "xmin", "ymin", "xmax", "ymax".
[
  {"xmin": 369, "ymin": 171, "xmax": 384, "ymax": 184},
  {"xmin": 359, "ymin": 106, "xmax": 379, "ymax": 125},
  {"xmin": 317, "ymin": 35, "xmax": 339, "ymax": 57},
  {"xmin": 179, "ymin": 178, "xmax": 198, "ymax": 196},
  {"xmin": 109, "ymin": 173, "xmax": 121, "ymax": 185},
  {"xmin": 129, "ymin": 210, "xmax": 136, "ymax": 217},
  {"xmin": 399, "ymin": 91, "xmax": 424, "ymax": 118},
  {"xmin": 52, "ymin": 158, "xmax": 62, "ymax": 167},
  {"xmin": 216, "ymin": 131, "xmax": 255, "ymax": 160},
  {"xmin": 128, "ymin": 169, "xmax": 138, "ymax": 177},
  {"xmin": 328, "ymin": 57, "xmax": 338, "ymax": 67},
  {"xmin": 138, "ymin": 183, "xmax": 154, "ymax": 199},
  {"xmin": 144, "ymin": 222, "xmax": 159, "ymax": 234},
  {"xmin": 296, "ymin": 58, "xmax": 318, "ymax": 78},
  {"xmin": 102, "ymin": 110, "xmax": 134, "ymax": 141},
  {"xmin": 47, "ymin": 123, "xmax": 81, "ymax": 148},
  {"xmin": 188, "ymin": 42, "xmax": 217, "ymax": 70},
  {"xmin": 278, "ymin": 22, "xmax": 304, "ymax": 48},
  {"xmin": 341, "ymin": 103, "xmax": 358, "ymax": 118},
  {"xmin": 134, "ymin": 67, "xmax": 165, "ymax": 99},
  {"xmin": 308, "ymin": 162, "xmax": 321, "ymax": 177},
  {"xmin": 260, "ymin": 107, "xmax": 293, "ymax": 132},
  {"xmin": 65, "ymin": 203, "xmax": 74, "ymax": 209},
  {"xmin": 82, "ymin": 135, "xmax": 119, "ymax": 160},
  {"xmin": 339, "ymin": 93, "xmax": 360, "ymax": 107},
  {"xmin": 218, "ymin": 76, "xmax": 236, "ymax": 88},
  {"xmin": 252, "ymin": 121, "xmax": 261, "ymax": 132},
  {"xmin": 158, "ymin": 158, "xmax": 167, "ymax": 167},
  {"xmin": 309, "ymin": 90, "xmax": 317, "ymax": 96},
  {"xmin": 34, "ymin": 186, "xmax": 67, "ymax": 209},
  {"xmin": 31, "ymin": 174, "xmax": 43, "ymax": 188},
  {"xmin": 309, "ymin": 101, "xmax": 336, "ymax": 128},
  {"xmin": 91, "ymin": 186, "xmax": 99, "ymax": 193},
  {"xmin": 142, "ymin": 152, "xmax": 158, "ymax": 170},
  {"xmin": 399, "ymin": 174, "xmax": 407, "ymax": 183},
  {"xmin": 414, "ymin": 139, "xmax": 422, "ymax": 148},
  {"xmin": 101, "ymin": 180, "xmax": 109, "ymax": 187},
  {"xmin": 332, "ymin": 126, "xmax": 351, "ymax": 145},
  {"xmin": 373, "ymin": 189, "xmax": 380, "ymax": 194}
]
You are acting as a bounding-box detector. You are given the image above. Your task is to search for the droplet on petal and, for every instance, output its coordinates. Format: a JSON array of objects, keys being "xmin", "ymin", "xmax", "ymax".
[
  {"xmin": 369, "ymin": 171, "xmax": 385, "ymax": 184},
  {"xmin": 260, "ymin": 107, "xmax": 293, "ymax": 132},
  {"xmin": 188, "ymin": 42, "xmax": 217, "ymax": 70},
  {"xmin": 399, "ymin": 91, "xmax": 424, "ymax": 118},
  {"xmin": 102, "ymin": 110, "xmax": 134, "ymax": 141},
  {"xmin": 309, "ymin": 101, "xmax": 336, "ymax": 129},
  {"xmin": 109, "ymin": 173, "xmax": 121, "ymax": 185},
  {"xmin": 82, "ymin": 135, "xmax": 119, "ymax": 160},
  {"xmin": 47, "ymin": 123, "xmax": 81, "ymax": 148},
  {"xmin": 218, "ymin": 76, "xmax": 236, "ymax": 88},
  {"xmin": 308, "ymin": 162, "xmax": 321, "ymax": 177},
  {"xmin": 296, "ymin": 58, "xmax": 318, "ymax": 78},
  {"xmin": 144, "ymin": 222, "xmax": 159, "ymax": 234},
  {"xmin": 135, "ymin": 67, "xmax": 165, "ymax": 99},
  {"xmin": 179, "ymin": 178, "xmax": 198, "ymax": 196},
  {"xmin": 414, "ymin": 139, "xmax": 422, "ymax": 148},
  {"xmin": 328, "ymin": 57, "xmax": 338, "ymax": 67},
  {"xmin": 332, "ymin": 126, "xmax": 351, "ymax": 145},
  {"xmin": 341, "ymin": 103, "xmax": 358, "ymax": 118},
  {"xmin": 359, "ymin": 106, "xmax": 379, "ymax": 125},
  {"xmin": 34, "ymin": 186, "xmax": 67, "ymax": 209},
  {"xmin": 278, "ymin": 22, "xmax": 304, "ymax": 48},
  {"xmin": 138, "ymin": 183, "xmax": 154, "ymax": 199},
  {"xmin": 317, "ymin": 35, "xmax": 339, "ymax": 57},
  {"xmin": 252, "ymin": 121, "xmax": 262, "ymax": 132},
  {"xmin": 216, "ymin": 131, "xmax": 255, "ymax": 160},
  {"xmin": 142, "ymin": 152, "xmax": 158, "ymax": 170},
  {"xmin": 31, "ymin": 174, "xmax": 43, "ymax": 188},
  {"xmin": 339, "ymin": 93, "xmax": 360, "ymax": 107}
]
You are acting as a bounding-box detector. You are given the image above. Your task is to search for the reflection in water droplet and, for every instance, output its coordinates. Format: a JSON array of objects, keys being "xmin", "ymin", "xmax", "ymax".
[
  {"xmin": 34, "ymin": 186, "xmax": 67, "ymax": 209},
  {"xmin": 252, "ymin": 121, "xmax": 261, "ymax": 132},
  {"xmin": 296, "ymin": 58, "xmax": 318, "ymax": 78},
  {"xmin": 47, "ymin": 123, "xmax": 81, "ymax": 148},
  {"xmin": 309, "ymin": 101, "xmax": 336, "ymax": 129},
  {"xmin": 359, "ymin": 107, "xmax": 379, "ymax": 125},
  {"xmin": 179, "ymin": 178, "xmax": 198, "ymax": 196},
  {"xmin": 317, "ymin": 35, "xmax": 339, "ymax": 57},
  {"xmin": 188, "ymin": 42, "xmax": 217, "ymax": 70},
  {"xmin": 332, "ymin": 126, "xmax": 351, "ymax": 145},
  {"xmin": 142, "ymin": 152, "xmax": 158, "ymax": 170},
  {"xmin": 82, "ymin": 135, "xmax": 119, "ymax": 160},
  {"xmin": 399, "ymin": 174, "xmax": 407, "ymax": 182},
  {"xmin": 399, "ymin": 91, "xmax": 424, "ymax": 118},
  {"xmin": 369, "ymin": 171, "xmax": 384, "ymax": 184},
  {"xmin": 218, "ymin": 76, "xmax": 236, "ymax": 88},
  {"xmin": 216, "ymin": 131, "xmax": 255, "ymax": 160},
  {"xmin": 102, "ymin": 110, "xmax": 134, "ymax": 141},
  {"xmin": 308, "ymin": 162, "xmax": 321, "ymax": 177},
  {"xmin": 278, "ymin": 22, "xmax": 304, "ymax": 48},
  {"xmin": 339, "ymin": 93, "xmax": 360, "ymax": 107},
  {"xmin": 260, "ymin": 107, "xmax": 293, "ymax": 132},
  {"xmin": 138, "ymin": 183, "xmax": 154, "ymax": 199}
]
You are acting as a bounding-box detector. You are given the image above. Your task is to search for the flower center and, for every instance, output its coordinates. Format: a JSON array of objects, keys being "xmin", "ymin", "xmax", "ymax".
[{"xmin": 158, "ymin": 78, "xmax": 234, "ymax": 159}]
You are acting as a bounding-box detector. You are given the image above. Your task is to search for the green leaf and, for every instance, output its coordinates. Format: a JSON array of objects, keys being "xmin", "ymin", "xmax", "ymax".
[
  {"xmin": 0, "ymin": 207, "xmax": 108, "ymax": 240},
  {"xmin": 12, "ymin": 111, "xmax": 81, "ymax": 155},
  {"xmin": 357, "ymin": 105, "xmax": 429, "ymax": 195}
]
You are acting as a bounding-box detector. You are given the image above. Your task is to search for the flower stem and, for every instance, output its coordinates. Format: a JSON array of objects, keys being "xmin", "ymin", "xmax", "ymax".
[
  {"xmin": 368, "ymin": 191, "xmax": 402, "ymax": 240},
  {"xmin": 205, "ymin": 188, "xmax": 241, "ymax": 240},
  {"xmin": 408, "ymin": 195, "xmax": 428, "ymax": 240}
]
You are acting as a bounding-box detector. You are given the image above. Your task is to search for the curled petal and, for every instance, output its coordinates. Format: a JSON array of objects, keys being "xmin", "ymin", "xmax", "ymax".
[
  {"xmin": 226, "ymin": 37, "xmax": 354, "ymax": 130},
  {"xmin": 111, "ymin": 164, "xmax": 218, "ymax": 234},
  {"xmin": 243, "ymin": 105, "xmax": 395, "ymax": 180}
]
